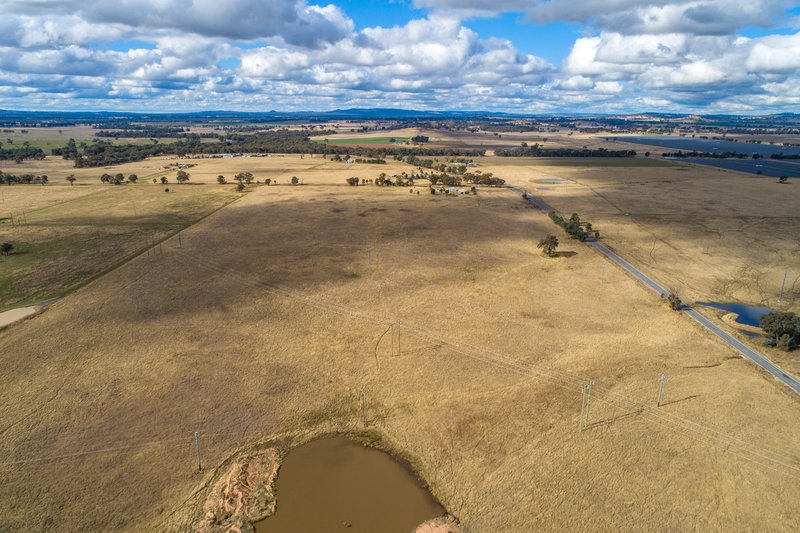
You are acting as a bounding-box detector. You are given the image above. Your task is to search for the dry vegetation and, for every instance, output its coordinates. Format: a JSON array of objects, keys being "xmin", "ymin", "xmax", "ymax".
[
  {"xmin": 0, "ymin": 182, "xmax": 239, "ymax": 312},
  {"xmin": 0, "ymin": 151, "xmax": 799, "ymax": 532},
  {"xmin": 482, "ymin": 154, "xmax": 800, "ymax": 373}
]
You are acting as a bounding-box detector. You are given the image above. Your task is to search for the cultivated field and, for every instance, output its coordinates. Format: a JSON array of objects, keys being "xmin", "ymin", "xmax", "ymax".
[
  {"xmin": 483, "ymin": 155, "xmax": 800, "ymax": 373},
  {"xmin": 0, "ymin": 155, "xmax": 799, "ymax": 532}
]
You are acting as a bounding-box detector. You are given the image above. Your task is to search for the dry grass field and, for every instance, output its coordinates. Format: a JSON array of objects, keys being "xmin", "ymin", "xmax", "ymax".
[
  {"xmin": 0, "ymin": 183, "xmax": 239, "ymax": 312},
  {"xmin": 1, "ymin": 125, "xmax": 180, "ymax": 152},
  {"xmin": 0, "ymin": 156, "xmax": 799, "ymax": 532},
  {"xmin": 483, "ymin": 155, "xmax": 800, "ymax": 374}
]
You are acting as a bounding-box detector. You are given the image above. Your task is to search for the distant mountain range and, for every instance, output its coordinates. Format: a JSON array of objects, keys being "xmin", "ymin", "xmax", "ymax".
[{"xmin": 0, "ymin": 108, "xmax": 798, "ymax": 125}]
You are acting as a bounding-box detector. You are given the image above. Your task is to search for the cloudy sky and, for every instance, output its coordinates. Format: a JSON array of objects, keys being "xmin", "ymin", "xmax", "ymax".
[{"xmin": 1, "ymin": 0, "xmax": 799, "ymax": 113}]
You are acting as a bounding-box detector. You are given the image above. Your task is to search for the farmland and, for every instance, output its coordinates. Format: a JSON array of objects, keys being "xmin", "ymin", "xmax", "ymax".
[
  {"xmin": 0, "ymin": 146, "xmax": 799, "ymax": 532},
  {"xmin": 483, "ymin": 155, "xmax": 800, "ymax": 373},
  {"xmin": 0, "ymin": 182, "xmax": 240, "ymax": 312}
]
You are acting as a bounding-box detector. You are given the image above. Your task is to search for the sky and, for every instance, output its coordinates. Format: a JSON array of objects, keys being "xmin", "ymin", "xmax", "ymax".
[{"xmin": 1, "ymin": 0, "xmax": 800, "ymax": 114}]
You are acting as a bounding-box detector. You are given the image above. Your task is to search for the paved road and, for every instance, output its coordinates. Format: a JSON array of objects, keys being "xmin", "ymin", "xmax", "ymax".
[{"xmin": 507, "ymin": 184, "xmax": 800, "ymax": 396}]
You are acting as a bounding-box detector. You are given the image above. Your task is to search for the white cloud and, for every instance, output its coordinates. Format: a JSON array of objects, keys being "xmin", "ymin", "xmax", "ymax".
[
  {"xmin": 746, "ymin": 33, "xmax": 800, "ymax": 73},
  {"xmin": 0, "ymin": 0, "xmax": 354, "ymax": 47},
  {"xmin": 240, "ymin": 17, "xmax": 552, "ymax": 92},
  {"xmin": 415, "ymin": 0, "xmax": 794, "ymax": 35},
  {"xmin": 0, "ymin": 0, "xmax": 798, "ymax": 112}
]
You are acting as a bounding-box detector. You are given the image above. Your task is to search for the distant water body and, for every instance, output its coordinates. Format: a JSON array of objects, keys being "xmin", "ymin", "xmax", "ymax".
[
  {"xmin": 609, "ymin": 135, "xmax": 800, "ymax": 158},
  {"xmin": 609, "ymin": 136, "xmax": 800, "ymax": 177}
]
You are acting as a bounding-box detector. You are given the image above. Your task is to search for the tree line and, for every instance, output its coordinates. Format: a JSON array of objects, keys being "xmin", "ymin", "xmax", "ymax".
[
  {"xmin": 51, "ymin": 131, "xmax": 485, "ymax": 168},
  {"xmin": 496, "ymin": 146, "xmax": 636, "ymax": 158},
  {"xmin": 548, "ymin": 212, "xmax": 599, "ymax": 241},
  {"xmin": 0, "ymin": 171, "xmax": 48, "ymax": 185},
  {"xmin": 0, "ymin": 144, "xmax": 46, "ymax": 163}
]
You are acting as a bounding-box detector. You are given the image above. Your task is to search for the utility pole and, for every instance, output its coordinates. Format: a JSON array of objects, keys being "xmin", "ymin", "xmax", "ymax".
[
  {"xmin": 580, "ymin": 384, "xmax": 587, "ymax": 431},
  {"xmin": 657, "ymin": 374, "xmax": 666, "ymax": 407},
  {"xmin": 360, "ymin": 388, "xmax": 368, "ymax": 428},
  {"xmin": 194, "ymin": 432, "xmax": 202, "ymax": 472},
  {"xmin": 580, "ymin": 380, "xmax": 595, "ymax": 431},
  {"xmin": 779, "ymin": 271, "xmax": 787, "ymax": 301}
]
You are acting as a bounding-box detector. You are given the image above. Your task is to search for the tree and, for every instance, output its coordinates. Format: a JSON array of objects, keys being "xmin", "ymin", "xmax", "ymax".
[
  {"xmin": 761, "ymin": 312, "xmax": 800, "ymax": 351},
  {"xmin": 160, "ymin": 176, "xmax": 168, "ymax": 184},
  {"xmin": 127, "ymin": 174, "xmax": 138, "ymax": 184},
  {"xmin": 346, "ymin": 177, "xmax": 360, "ymax": 186},
  {"xmin": 176, "ymin": 170, "xmax": 190, "ymax": 184},
  {"xmin": 666, "ymin": 291, "xmax": 683, "ymax": 311},
  {"xmin": 537, "ymin": 235, "xmax": 559, "ymax": 257},
  {"xmin": 66, "ymin": 174, "xmax": 76, "ymax": 186},
  {"xmin": 236, "ymin": 183, "xmax": 245, "ymax": 192},
  {"xmin": 100, "ymin": 173, "xmax": 112, "ymax": 184},
  {"xmin": 291, "ymin": 176, "xmax": 299, "ymax": 185},
  {"xmin": 778, "ymin": 176, "xmax": 789, "ymax": 184},
  {"xmin": 217, "ymin": 175, "xmax": 226, "ymax": 184},
  {"xmin": 0, "ymin": 242, "xmax": 13, "ymax": 256},
  {"xmin": 234, "ymin": 172, "xmax": 253, "ymax": 184},
  {"xmin": 264, "ymin": 178, "xmax": 272, "ymax": 185}
]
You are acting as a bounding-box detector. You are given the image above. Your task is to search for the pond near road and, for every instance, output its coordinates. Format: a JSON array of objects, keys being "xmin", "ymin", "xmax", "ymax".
[
  {"xmin": 696, "ymin": 301, "xmax": 773, "ymax": 328},
  {"xmin": 255, "ymin": 436, "xmax": 444, "ymax": 533}
]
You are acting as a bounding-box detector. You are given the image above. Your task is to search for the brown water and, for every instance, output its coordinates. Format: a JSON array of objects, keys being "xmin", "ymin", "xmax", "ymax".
[{"xmin": 254, "ymin": 436, "xmax": 444, "ymax": 532}]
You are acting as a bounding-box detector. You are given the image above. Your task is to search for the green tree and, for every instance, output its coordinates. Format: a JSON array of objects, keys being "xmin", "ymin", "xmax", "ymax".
[
  {"xmin": 62, "ymin": 138, "xmax": 78, "ymax": 160},
  {"xmin": 127, "ymin": 174, "xmax": 138, "ymax": 184},
  {"xmin": 160, "ymin": 176, "xmax": 168, "ymax": 184},
  {"xmin": 0, "ymin": 242, "xmax": 13, "ymax": 256},
  {"xmin": 291, "ymin": 176, "xmax": 299, "ymax": 185},
  {"xmin": 346, "ymin": 177, "xmax": 360, "ymax": 186},
  {"xmin": 666, "ymin": 291, "xmax": 683, "ymax": 311},
  {"xmin": 761, "ymin": 312, "xmax": 800, "ymax": 351},
  {"xmin": 778, "ymin": 176, "xmax": 789, "ymax": 184},
  {"xmin": 235, "ymin": 172, "xmax": 253, "ymax": 184},
  {"xmin": 176, "ymin": 170, "xmax": 190, "ymax": 184},
  {"xmin": 66, "ymin": 174, "xmax": 76, "ymax": 186},
  {"xmin": 217, "ymin": 175, "xmax": 226, "ymax": 184},
  {"xmin": 537, "ymin": 235, "xmax": 559, "ymax": 257},
  {"xmin": 236, "ymin": 183, "xmax": 245, "ymax": 192}
]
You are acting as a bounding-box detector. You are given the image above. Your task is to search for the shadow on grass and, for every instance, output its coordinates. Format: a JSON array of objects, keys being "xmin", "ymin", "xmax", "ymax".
[
  {"xmin": 587, "ymin": 408, "xmax": 643, "ymax": 430},
  {"xmin": 658, "ymin": 394, "xmax": 699, "ymax": 408}
]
